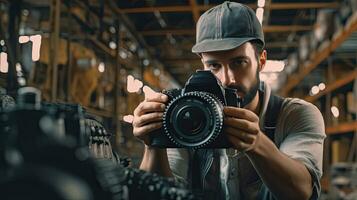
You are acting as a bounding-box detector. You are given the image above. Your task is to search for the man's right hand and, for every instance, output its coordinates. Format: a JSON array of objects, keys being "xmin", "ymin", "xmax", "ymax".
[{"xmin": 133, "ymin": 92, "xmax": 168, "ymax": 145}]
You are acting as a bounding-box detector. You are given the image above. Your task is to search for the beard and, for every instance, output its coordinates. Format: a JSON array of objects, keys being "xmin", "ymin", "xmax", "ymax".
[{"xmin": 227, "ymin": 69, "xmax": 260, "ymax": 108}]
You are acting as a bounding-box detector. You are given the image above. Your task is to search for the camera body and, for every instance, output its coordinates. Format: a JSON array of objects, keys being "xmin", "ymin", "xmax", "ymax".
[{"xmin": 151, "ymin": 70, "xmax": 241, "ymax": 149}]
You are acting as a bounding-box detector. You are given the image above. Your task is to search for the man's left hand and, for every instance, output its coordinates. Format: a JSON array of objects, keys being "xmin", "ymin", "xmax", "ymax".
[{"xmin": 223, "ymin": 106, "xmax": 262, "ymax": 152}]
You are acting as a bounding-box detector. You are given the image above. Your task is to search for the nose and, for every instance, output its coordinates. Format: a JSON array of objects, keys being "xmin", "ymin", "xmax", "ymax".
[{"xmin": 219, "ymin": 66, "xmax": 236, "ymax": 87}]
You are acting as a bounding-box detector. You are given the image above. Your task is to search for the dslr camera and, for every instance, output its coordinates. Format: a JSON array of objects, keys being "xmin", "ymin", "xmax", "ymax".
[{"xmin": 151, "ymin": 70, "xmax": 241, "ymax": 149}]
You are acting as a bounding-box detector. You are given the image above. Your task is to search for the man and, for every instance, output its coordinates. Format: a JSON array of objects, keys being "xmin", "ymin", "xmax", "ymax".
[{"xmin": 132, "ymin": 2, "xmax": 325, "ymax": 200}]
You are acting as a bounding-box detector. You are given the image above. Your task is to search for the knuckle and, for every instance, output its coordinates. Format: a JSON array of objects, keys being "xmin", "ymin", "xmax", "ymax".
[
  {"xmin": 136, "ymin": 118, "xmax": 143, "ymax": 126},
  {"xmin": 156, "ymin": 112, "xmax": 163, "ymax": 118},
  {"xmin": 253, "ymin": 115, "xmax": 259, "ymax": 122},
  {"xmin": 243, "ymin": 121, "xmax": 250, "ymax": 129},
  {"xmin": 134, "ymin": 102, "xmax": 144, "ymax": 114}
]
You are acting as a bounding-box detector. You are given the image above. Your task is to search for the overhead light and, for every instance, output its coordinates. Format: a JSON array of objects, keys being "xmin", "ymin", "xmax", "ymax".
[
  {"xmin": 123, "ymin": 115, "xmax": 134, "ymax": 123},
  {"xmin": 18, "ymin": 77, "xmax": 26, "ymax": 86},
  {"xmin": 127, "ymin": 75, "xmax": 143, "ymax": 93},
  {"xmin": 256, "ymin": 8, "xmax": 264, "ymax": 25},
  {"xmin": 260, "ymin": 72, "xmax": 278, "ymax": 84},
  {"xmin": 30, "ymin": 34, "xmax": 42, "ymax": 61},
  {"xmin": 143, "ymin": 85, "xmax": 156, "ymax": 99},
  {"xmin": 154, "ymin": 11, "xmax": 167, "ymax": 28},
  {"xmin": 19, "ymin": 35, "xmax": 30, "ymax": 44},
  {"xmin": 16, "ymin": 63, "xmax": 22, "ymax": 72},
  {"xmin": 262, "ymin": 60, "xmax": 285, "ymax": 72},
  {"xmin": 260, "ymin": 73, "xmax": 268, "ymax": 81},
  {"xmin": 0, "ymin": 40, "xmax": 5, "ymax": 46},
  {"xmin": 134, "ymin": 79, "xmax": 143, "ymax": 89},
  {"xmin": 98, "ymin": 62, "xmax": 105, "ymax": 73},
  {"xmin": 129, "ymin": 43, "xmax": 137, "ymax": 52},
  {"xmin": 22, "ymin": 9, "xmax": 29, "ymax": 17},
  {"xmin": 127, "ymin": 75, "xmax": 135, "ymax": 93},
  {"xmin": 318, "ymin": 83, "xmax": 326, "ymax": 91},
  {"xmin": 331, "ymin": 106, "xmax": 339, "ymax": 118},
  {"xmin": 258, "ymin": 0, "xmax": 266, "ymax": 8},
  {"xmin": 167, "ymin": 34, "xmax": 176, "ymax": 44},
  {"xmin": 119, "ymin": 50, "xmax": 128, "ymax": 59},
  {"xmin": 270, "ymin": 73, "xmax": 278, "ymax": 81},
  {"xmin": 109, "ymin": 26, "xmax": 116, "ymax": 34},
  {"xmin": 143, "ymin": 59, "xmax": 150, "ymax": 66},
  {"xmin": 0, "ymin": 52, "xmax": 8, "ymax": 73},
  {"xmin": 310, "ymin": 85, "xmax": 320, "ymax": 96},
  {"xmin": 109, "ymin": 41, "xmax": 117, "ymax": 50},
  {"xmin": 153, "ymin": 68, "xmax": 161, "ymax": 76}
]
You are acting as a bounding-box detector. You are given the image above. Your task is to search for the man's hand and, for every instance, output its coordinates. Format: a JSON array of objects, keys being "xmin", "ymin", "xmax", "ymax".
[
  {"xmin": 223, "ymin": 106, "xmax": 261, "ymax": 152},
  {"xmin": 133, "ymin": 92, "xmax": 168, "ymax": 145}
]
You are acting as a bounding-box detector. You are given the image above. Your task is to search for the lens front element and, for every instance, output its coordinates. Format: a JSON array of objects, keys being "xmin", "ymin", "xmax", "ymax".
[
  {"xmin": 163, "ymin": 92, "xmax": 224, "ymax": 148},
  {"xmin": 177, "ymin": 106, "xmax": 206, "ymax": 134}
]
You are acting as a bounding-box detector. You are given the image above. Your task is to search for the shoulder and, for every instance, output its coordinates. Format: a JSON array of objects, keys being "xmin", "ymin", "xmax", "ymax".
[
  {"xmin": 278, "ymin": 97, "xmax": 325, "ymax": 136},
  {"xmin": 281, "ymin": 97, "xmax": 321, "ymax": 116}
]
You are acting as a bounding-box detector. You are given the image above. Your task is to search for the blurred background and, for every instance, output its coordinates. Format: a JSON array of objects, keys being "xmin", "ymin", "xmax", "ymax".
[{"xmin": 0, "ymin": 0, "xmax": 356, "ymax": 198}]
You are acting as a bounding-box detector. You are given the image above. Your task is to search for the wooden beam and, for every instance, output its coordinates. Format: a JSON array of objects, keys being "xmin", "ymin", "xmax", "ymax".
[
  {"xmin": 262, "ymin": 0, "xmax": 272, "ymax": 26},
  {"xmin": 50, "ymin": 0, "xmax": 61, "ymax": 101},
  {"xmin": 265, "ymin": 41, "xmax": 298, "ymax": 48},
  {"xmin": 119, "ymin": 2, "xmax": 338, "ymax": 14},
  {"xmin": 120, "ymin": 6, "xmax": 192, "ymax": 13},
  {"xmin": 141, "ymin": 29, "xmax": 194, "ymax": 36},
  {"xmin": 326, "ymin": 121, "xmax": 357, "ymax": 135},
  {"xmin": 304, "ymin": 70, "xmax": 357, "ymax": 102},
  {"xmin": 164, "ymin": 60, "xmax": 202, "ymax": 66},
  {"xmin": 141, "ymin": 25, "xmax": 312, "ymax": 36},
  {"xmin": 264, "ymin": 25, "xmax": 312, "ymax": 32},
  {"xmin": 269, "ymin": 2, "xmax": 339, "ymax": 10},
  {"xmin": 87, "ymin": 36, "xmax": 116, "ymax": 57},
  {"xmin": 159, "ymin": 41, "xmax": 298, "ymax": 50},
  {"xmin": 189, "ymin": 0, "xmax": 200, "ymax": 23},
  {"xmin": 280, "ymin": 16, "xmax": 357, "ymax": 96}
]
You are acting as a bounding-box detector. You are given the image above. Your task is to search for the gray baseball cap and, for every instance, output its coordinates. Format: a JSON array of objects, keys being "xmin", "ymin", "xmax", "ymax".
[{"xmin": 192, "ymin": 1, "xmax": 265, "ymax": 53}]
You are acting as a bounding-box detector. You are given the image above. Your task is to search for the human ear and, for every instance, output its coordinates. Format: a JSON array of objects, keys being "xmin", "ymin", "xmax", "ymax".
[{"xmin": 259, "ymin": 50, "xmax": 267, "ymax": 72}]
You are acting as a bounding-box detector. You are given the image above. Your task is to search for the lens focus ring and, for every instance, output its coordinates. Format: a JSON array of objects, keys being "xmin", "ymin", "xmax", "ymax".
[{"xmin": 163, "ymin": 91, "xmax": 224, "ymax": 148}]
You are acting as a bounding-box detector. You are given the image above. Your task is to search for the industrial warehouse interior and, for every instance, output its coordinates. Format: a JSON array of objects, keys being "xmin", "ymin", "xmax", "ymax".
[{"xmin": 0, "ymin": 0, "xmax": 357, "ymax": 199}]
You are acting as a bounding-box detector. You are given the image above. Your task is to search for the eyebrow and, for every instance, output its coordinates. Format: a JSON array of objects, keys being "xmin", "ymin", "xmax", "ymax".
[
  {"xmin": 229, "ymin": 56, "xmax": 250, "ymax": 63},
  {"xmin": 204, "ymin": 56, "xmax": 249, "ymax": 65}
]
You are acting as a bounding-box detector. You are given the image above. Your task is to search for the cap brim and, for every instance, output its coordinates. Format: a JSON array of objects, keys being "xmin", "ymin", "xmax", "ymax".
[{"xmin": 191, "ymin": 37, "xmax": 259, "ymax": 53}]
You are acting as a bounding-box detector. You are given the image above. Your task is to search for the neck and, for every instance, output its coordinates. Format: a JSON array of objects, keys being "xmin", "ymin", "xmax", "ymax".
[{"xmin": 244, "ymin": 92, "xmax": 260, "ymax": 115}]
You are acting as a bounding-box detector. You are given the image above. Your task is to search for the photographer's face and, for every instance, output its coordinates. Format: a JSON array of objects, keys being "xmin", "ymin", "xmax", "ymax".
[{"xmin": 201, "ymin": 42, "xmax": 266, "ymax": 106}]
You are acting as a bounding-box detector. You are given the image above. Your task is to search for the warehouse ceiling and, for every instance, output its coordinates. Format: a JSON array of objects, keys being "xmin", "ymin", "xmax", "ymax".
[
  {"xmin": 17, "ymin": 0, "xmax": 354, "ymax": 88},
  {"xmin": 114, "ymin": 0, "xmax": 341, "ymax": 85}
]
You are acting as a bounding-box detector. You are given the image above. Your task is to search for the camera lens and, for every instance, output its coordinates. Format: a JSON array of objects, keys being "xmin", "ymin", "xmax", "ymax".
[
  {"xmin": 163, "ymin": 91, "xmax": 224, "ymax": 148},
  {"xmin": 177, "ymin": 106, "xmax": 206, "ymax": 134}
]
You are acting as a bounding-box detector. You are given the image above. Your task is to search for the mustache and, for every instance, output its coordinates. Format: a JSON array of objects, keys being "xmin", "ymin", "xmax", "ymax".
[{"xmin": 226, "ymin": 85, "xmax": 248, "ymax": 95}]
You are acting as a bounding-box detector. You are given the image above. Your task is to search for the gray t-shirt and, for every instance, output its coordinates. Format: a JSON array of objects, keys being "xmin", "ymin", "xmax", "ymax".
[{"xmin": 166, "ymin": 82, "xmax": 326, "ymax": 199}]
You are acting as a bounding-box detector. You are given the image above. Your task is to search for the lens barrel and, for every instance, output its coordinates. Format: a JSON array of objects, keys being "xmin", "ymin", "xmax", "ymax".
[{"xmin": 163, "ymin": 91, "xmax": 224, "ymax": 148}]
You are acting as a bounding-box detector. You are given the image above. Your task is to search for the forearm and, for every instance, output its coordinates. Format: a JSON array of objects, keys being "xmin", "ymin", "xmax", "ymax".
[
  {"xmin": 139, "ymin": 145, "xmax": 174, "ymax": 178},
  {"xmin": 246, "ymin": 133, "xmax": 312, "ymax": 200}
]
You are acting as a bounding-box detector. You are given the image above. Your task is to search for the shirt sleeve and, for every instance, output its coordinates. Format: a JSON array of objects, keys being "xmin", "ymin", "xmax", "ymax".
[
  {"xmin": 166, "ymin": 148, "xmax": 190, "ymax": 185},
  {"xmin": 278, "ymin": 99, "xmax": 326, "ymax": 200}
]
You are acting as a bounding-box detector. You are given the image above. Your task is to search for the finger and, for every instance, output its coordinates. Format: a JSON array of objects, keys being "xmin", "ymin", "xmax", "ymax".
[
  {"xmin": 133, "ymin": 112, "xmax": 163, "ymax": 127},
  {"xmin": 133, "ymin": 122, "xmax": 162, "ymax": 138},
  {"xmin": 145, "ymin": 91, "xmax": 168, "ymax": 103},
  {"xmin": 226, "ymin": 134, "xmax": 251, "ymax": 151},
  {"xmin": 223, "ymin": 107, "xmax": 259, "ymax": 122},
  {"xmin": 224, "ymin": 117, "xmax": 259, "ymax": 135},
  {"xmin": 134, "ymin": 102, "xmax": 166, "ymax": 116},
  {"xmin": 224, "ymin": 127, "xmax": 255, "ymax": 144}
]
